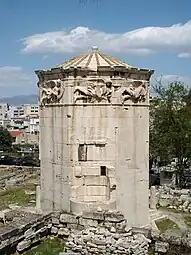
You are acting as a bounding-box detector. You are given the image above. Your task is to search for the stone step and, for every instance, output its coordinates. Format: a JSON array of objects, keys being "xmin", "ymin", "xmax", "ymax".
[
  {"xmin": 150, "ymin": 213, "xmax": 164, "ymax": 219},
  {"xmin": 150, "ymin": 214, "xmax": 167, "ymax": 221},
  {"xmin": 150, "ymin": 214, "xmax": 158, "ymax": 217}
]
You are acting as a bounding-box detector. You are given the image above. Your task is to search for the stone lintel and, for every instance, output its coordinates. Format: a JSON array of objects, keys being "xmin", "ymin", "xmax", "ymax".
[
  {"xmin": 77, "ymin": 139, "xmax": 107, "ymax": 145},
  {"xmin": 36, "ymin": 69, "xmax": 153, "ymax": 78}
]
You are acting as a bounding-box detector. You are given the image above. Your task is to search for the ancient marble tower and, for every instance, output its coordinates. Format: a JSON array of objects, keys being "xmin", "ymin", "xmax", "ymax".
[{"xmin": 35, "ymin": 47, "xmax": 154, "ymax": 228}]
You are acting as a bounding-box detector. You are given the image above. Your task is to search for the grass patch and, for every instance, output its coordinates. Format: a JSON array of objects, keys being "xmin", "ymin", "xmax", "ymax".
[
  {"xmin": 156, "ymin": 219, "xmax": 179, "ymax": 233},
  {"xmin": 0, "ymin": 170, "xmax": 10, "ymax": 177},
  {"xmin": 183, "ymin": 215, "xmax": 191, "ymax": 228},
  {"xmin": 148, "ymin": 246, "xmax": 155, "ymax": 255},
  {"xmin": 15, "ymin": 237, "xmax": 65, "ymax": 255},
  {"xmin": 0, "ymin": 184, "xmax": 36, "ymax": 210}
]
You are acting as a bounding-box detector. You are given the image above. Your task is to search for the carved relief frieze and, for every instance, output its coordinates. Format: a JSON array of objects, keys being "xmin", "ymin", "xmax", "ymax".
[
  {"xmin": 73, "ymin": 78, "xmax": 148, "ymax": 105},
  {"xmin": 39, "ymin": 79, "xmax": 64, "ymax": 106},
  {"xmin": 74, "ymin": 79, "xmax": 113, "ymax": 103},
  {"xmin": 121, "ymin": 81, "xmax": 148, "ymax": 104}
]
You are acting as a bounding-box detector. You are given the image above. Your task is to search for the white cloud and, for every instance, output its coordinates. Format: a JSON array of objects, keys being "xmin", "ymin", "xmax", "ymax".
[
  {"xmin": 0, "ymin": 66, "xmax": 38, "ymax": 97},
  {"xmin": 43, "ymin": 55, "xmax": 49, "ymax": 60},
  {"xmin": 156, "ymin": 74, "xmax": 191, "ymax": 86},
  {"xmin": 0, "ymin": 66, "xmax": 32, "ymax": 87},
  {"xmin": 177, "ymin": 52, "xmax": 191, "ymax": 58},
  {"xmin": 21, "ymin": 22, "xmax": 191, "ymax": 57}
]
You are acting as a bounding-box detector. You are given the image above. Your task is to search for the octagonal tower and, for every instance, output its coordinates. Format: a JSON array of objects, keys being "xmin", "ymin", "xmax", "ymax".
[{"xmin": 35, "ymin": 47, "xmax": 154, "ymax": 228}]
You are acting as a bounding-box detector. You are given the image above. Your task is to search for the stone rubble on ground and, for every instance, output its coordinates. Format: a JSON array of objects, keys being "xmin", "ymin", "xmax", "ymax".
[
  {"xmin": 50, "ymin": 209, "xmax": 151, "ymax": 255},
  {"xmin": 1, "ymin": 207, "xmax": 191, "ymax": 254},
  {"xmin": 0, "ymin": 165, "xmax": 40, "ymax": 189},
  {"xmin": 157, "ymin": 186, "xmax": 191, "ymax": 213},
  {"xmin": 0, "ymin": 208, "xmax": 151, "ymax": 254},
  {"xmin": 155, "ymin": 241, "xmax": 169, "ymax": 253},
  {"xmin": 65, "ymin": 227, "xmax": 150, "ymax": 255}
]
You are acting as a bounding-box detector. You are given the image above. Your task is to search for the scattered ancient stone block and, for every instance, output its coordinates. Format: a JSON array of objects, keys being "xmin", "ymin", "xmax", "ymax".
[
  {"xmin": 0, "ymin": 226, "xmax": 19, "ymax": 241},
  {"xmin": 104, "ymin": 211, "xmax": 124, "ymax": 222},
  {"xmin": 155, "ymin": 241, "xmax": 169, "ymax": 253},
  {"xmin": 60, "ymin": 214, "xmax": 78, "ymax": 224},
  {"xmin": 24, "ymin": 228, "xmax": 35, "ymax": 238},
  {"xmin": 67, "ymin": 223, "xmax": 78, "ymax": 230},
  {"xmin": 103, "ymin": 221, "xmax": 113, "ymax": 229},
  {"xmin": 4, "ymin": 211, "xmax": 14, "ymax": 222},
  {"xmin": 79, "ymin": 218, "xmax": 98, "ymax": 228},
  {"xmin": 5, "ymin": 178, "xmax": 18, "ymax": 188},
  {"xmin": 17, "ymin": 239, "xmax": 31, "ymax": 252},
  {"xmin": 82, "ymin": 211, "xmax": 104, "ymax": 221},
  {"xmin": 110, "ymin": 226, "xmax": 116, "ymax": 233},
  {"xmin": 51, "ymin": 226, "xmax": 58, "ymax": 235},
  {"xmin": 58, "ymin": 228, "xmax": 70, "ymax": 237},
  {"xmin": 65, "ymin": 226, "xmax": 151, "ymax": 254},
  {"xmin": 116, "ymin": 220, "xmax": 127, "ymax": 232},
  {"xmin": 36, "ymin": 226, "xmax": 48, "ymax": 236},
  {"xmin": 52, "ymin": 217, "xmax": 60, "ymax": 225}
]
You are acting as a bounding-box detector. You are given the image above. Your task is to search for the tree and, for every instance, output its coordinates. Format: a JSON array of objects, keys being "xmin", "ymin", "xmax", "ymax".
[
  {"xmin": 0, "ymin": 126, "xmax": 13, "ymax": 152},
  {"xmin": 150, "ymin": 81, "xmax": 191, "ymax": 187}
]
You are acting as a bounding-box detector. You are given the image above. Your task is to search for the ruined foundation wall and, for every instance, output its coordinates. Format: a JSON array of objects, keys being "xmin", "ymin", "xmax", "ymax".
[
  {"xmin": 0, "ymin": 210, "xmax": 150, "ymax": 255},
  {"xmin": 158, "ymin": 186, "xmax": 191, "ymax": 212},
  {"xmin": 1, "ymin": 209, "xmax": 191, "ymax": 254},
  {"xmin": 0, "ymin": 165, "xmax": 40, "ymax": 190}
]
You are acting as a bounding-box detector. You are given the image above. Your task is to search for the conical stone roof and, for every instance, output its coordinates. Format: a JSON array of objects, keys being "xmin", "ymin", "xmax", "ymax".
[{"xmin": 57, "ymin": 46, "xmax": 133, "ymax": 71}]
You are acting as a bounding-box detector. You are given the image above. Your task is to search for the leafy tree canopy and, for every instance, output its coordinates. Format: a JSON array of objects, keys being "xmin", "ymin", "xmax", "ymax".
[
  {"xmin": 150, "ymin": 81, "xmax": 191, "ymax": 187},
  {"xmin": 0, "ymin": 126, "xmax": 13, "ymax": 152}
]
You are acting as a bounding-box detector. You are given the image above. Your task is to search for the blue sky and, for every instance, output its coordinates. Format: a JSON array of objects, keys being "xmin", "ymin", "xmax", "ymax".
[{"xmin": 0, "ymin": 0, "xmax": 191, "ymax": 97}]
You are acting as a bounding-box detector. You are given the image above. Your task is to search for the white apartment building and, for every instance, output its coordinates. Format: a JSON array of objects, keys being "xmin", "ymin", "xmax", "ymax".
[
  {"xmin": 9, "ymin": 117, "xmax": 30, "ymax": 131},
  {"xmin": 0, "ymin": 104, "xmax": 10, "ymax": 128},
  {"xmin": 29, "ymin": 116, "xmax": 40, "ymax": 133},
  {"xmin": 9, "ymin": 116, "xmax": 40, "ymax": 134},
  {"xmin": 8, "ymin": 105, "xmax": 25, "ymax": 119},
  {"xmin": 23, "ymin": 104, "xmax": 39, "ymax": 116}
]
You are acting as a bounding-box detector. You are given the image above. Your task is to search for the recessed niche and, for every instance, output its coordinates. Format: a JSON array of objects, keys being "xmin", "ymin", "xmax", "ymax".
[
  {"xmin": 100, "ymin": 166, "xmax": 106, "ymax": 176},
  {"xmin": 78, "ymin": 144, "xmax": 87, "ymax": 161}
]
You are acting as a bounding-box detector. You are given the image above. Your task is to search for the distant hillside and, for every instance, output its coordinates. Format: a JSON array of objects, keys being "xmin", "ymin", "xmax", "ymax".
[{"xmin": 0, "ymin": 95, "xmax": 38, "ymax": 105}]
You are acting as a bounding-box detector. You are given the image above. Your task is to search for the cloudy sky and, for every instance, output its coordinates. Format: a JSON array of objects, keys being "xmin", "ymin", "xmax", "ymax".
[{"xmin": 0, "ymin": 0, "xmax": 191, "ymax": 97}]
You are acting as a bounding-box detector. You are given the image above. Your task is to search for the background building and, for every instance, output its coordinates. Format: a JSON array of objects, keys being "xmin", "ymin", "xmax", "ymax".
[
  {"xmin": 8, "ymin": 105, "xmax": 24, "ymax": 119},
  {"xmin": 29, "ymin": 116, "xmax": 40, "ymax": 133},
  {"xmin": 2, "ymin": 103, "xmax": 40, "ymax": 145},
  {"xmin": 0, "ymin": 103, "xmax": 10, "ymax": 128},
  {"xmin": 10, "ymin": 130, "xmax": 39, "ymax": 145},
  {"xmin": 24, "ymin": 104, "xmax": 39, "ymax": 116},
  {"xmin": 9, "ymin": 117, "xmax": 29, "ymax": 131}
]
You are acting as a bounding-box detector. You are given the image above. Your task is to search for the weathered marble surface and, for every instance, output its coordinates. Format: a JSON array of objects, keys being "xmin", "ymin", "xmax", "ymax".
[{"xmin": 36, "ymin": 49, "xmax": 154, "ymax": 228}]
